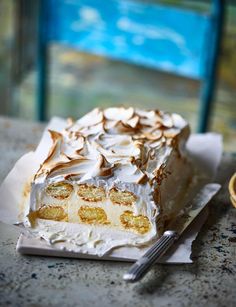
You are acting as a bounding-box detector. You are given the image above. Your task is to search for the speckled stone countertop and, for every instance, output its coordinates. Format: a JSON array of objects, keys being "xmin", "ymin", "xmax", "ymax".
[{"xmin": 0, "ymin": 116, "xmax": 236, "ymax": 307}]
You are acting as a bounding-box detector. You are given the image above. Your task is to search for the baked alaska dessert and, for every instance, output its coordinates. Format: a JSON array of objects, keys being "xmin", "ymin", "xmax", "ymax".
[{"xmin": 28, "ymin": 107, "xmax": 192, "ymax": 250}]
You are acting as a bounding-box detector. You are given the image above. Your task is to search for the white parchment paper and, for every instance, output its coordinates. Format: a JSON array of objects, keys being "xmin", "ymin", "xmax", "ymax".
[{"xmin": 0, "ymin": 117, "xmax": 222, "ymax": 263}]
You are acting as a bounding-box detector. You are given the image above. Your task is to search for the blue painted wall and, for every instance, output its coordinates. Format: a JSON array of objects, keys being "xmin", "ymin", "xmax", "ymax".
[{"xmin": 45, "ymin": 0, "xmax": 211, "ymax": 80}]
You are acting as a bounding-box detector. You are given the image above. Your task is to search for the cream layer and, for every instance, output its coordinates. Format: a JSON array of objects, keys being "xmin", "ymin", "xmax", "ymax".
[{"xmin": 31, "ymin": 180, "xmax": 153, "ymax": 232}]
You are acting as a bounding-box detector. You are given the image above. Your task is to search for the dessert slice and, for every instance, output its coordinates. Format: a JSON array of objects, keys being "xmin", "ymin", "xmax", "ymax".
[{"xmin": 29, "ymin": 107, "xmax": 192, "ymax": 240}]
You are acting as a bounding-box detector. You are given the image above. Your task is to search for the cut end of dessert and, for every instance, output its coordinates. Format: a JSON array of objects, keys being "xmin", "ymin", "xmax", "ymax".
[{"xmin": 32, "ymin": 182, "xmax": 151, "ymax": 235}]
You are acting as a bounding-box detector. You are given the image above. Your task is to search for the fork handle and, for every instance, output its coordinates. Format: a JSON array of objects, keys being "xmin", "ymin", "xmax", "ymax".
[{"xmin": 123, "ymin": 230, "xmax": 179, "ymax": 282}]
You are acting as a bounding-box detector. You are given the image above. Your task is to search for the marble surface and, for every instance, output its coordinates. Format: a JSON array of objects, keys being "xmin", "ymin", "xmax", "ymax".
[{"xmin": 0, "ymin": 116, "xmax": 236, "ymax": 307}]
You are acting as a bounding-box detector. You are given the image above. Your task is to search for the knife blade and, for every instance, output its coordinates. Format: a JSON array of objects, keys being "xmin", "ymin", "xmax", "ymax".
[{"xmin": 123, "ymin": 183, "xmax": 221, "ymax": 282}]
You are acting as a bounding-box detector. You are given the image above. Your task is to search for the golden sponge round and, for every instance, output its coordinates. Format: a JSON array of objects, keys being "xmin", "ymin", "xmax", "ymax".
[
  {"xmin": 46, "ymin": 182, "xmax": 73, "ymax": 200},
  {"xmin": 109, "ymin": 188, "xmax": 137, "ymax": 206},
  {"xmin": 120, "ymin": 210, "xmax": 150, "ymax": 234},
  {"xmin": 37, "ymin": 205, "xmax": 68, "ymax": 221},
  {"xmin": 77, "ymin": 184, "xmax": 106, "ymax": 202},
  {"xmin": 78, "ymin": 206, "xmax": 109, "ymax": 225}
]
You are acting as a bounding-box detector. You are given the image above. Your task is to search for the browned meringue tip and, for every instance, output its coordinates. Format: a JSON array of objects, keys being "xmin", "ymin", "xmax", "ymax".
[
  {"xmin": 48, "ymin": 129, "xmax": 63, "ymax": 142},
  {"xmin": 229, "ymin": 173, "xmax": 236, "ymax": 208}
]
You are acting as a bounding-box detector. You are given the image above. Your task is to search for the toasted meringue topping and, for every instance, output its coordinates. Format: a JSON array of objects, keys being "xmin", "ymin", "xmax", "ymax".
[
  {"xmin": 104, "ymin": 107, "xmax": 134, "ymax": 121},
  {"xmin": 34, "ymin": 107, "xmax": 189, "ymax": 185}
]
